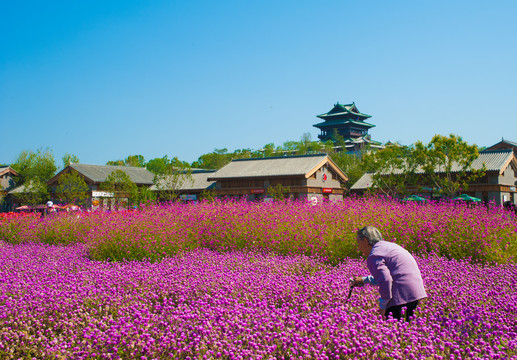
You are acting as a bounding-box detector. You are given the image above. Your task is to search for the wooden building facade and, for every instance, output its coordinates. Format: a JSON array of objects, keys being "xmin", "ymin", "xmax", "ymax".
[
  {"xmin": 351, "ymin": 149, "xmax": 517, "ymax": 205},
  {"xmin": 208, "ymin": 154, "xmax": 348, "ymax": 202},
  {"xmin": 47, "ymin": 164, "xmax": 155, "ymax": 210},
  {"xmin": 0, "ymin": 166, "xmax": 19, "ymax": 212}
]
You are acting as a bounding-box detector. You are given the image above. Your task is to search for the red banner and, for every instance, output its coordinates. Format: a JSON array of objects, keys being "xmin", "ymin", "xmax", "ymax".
[
  {"xmin": 322, "ymin": 188, "xmax": 333, "ymax": 194},
  {"xmin": 251, "ymin": 189, "xmax": 265, "ymax": 194}
]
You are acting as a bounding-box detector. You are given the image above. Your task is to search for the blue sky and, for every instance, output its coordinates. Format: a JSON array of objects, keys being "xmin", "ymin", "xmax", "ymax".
[{"xmin": 1, "ymin": 0, "xmax": 516, "ymax": 166}]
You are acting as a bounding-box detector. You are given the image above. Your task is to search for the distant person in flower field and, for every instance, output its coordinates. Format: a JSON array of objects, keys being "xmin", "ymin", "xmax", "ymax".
[{"xmin": 351, "ymin": 225, "xmax": 427, "ymax": 322}]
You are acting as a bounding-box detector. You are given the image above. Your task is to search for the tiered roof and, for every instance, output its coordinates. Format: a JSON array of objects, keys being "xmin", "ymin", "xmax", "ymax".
[
  {"xmin": 316, "ymin": 102, "xmax": 371, "ymax": 120},
  {"xmin": 314, "ymin": 102, "xmax": 375, "ymax": 130}
]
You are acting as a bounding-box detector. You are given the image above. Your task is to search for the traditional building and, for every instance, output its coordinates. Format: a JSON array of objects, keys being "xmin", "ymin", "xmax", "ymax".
[
  {"xmin": 207, "ymin": 154, "xmax": 348, "ymax": 202},
  {"xmin": 485, "ymin": 138, "xmax": 517, "ymax": 157},
  {"xmin": 46, "ymin": 164, "xmax": 155, "ymax": 210},
  {"xmin": 313, "ymin": 102, "xmax": 383, "ymax": 152},
  {"xmin": 350, "ymin": 149, "xmax": 517, "ymax": 205},
  {"xmin": 0, "ymin": 166, "xmax": 19, "ymax": 212}
]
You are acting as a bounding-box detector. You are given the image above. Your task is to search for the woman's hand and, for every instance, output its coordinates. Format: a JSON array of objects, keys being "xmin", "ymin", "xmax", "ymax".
[{"xmin": 350, "ymin": 276, "xmax": 364, "ymax": 287}]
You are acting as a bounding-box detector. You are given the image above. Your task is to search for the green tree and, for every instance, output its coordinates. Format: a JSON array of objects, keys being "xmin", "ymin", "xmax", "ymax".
[
  {"xmin": 11, "ymin": 148, "xmax": 57, "ymax": 184},
  {"xmin": 331, "ymin": 151, "xmax": 368, "ymax": 191},
  {"xmin": 136, "ymin": 186, "xmax": 157, "ymax": 206},
  {"xmin": 267, "ymin": 184, "xmax": 291, "ymax": 201},
  {"xmin": 192, "ymin": 148, "xmax": 232, "ymax": 170},
  {"xmin": 106, "ymin": 155, "xmax": 146, "ymax": 167},
  {"xmin": 62, "ymin": 153, "xmax": 80, "ymax": 168},
  {"xmin": 16, "ymin": 178, "xmax": 49, "ymax": 206},
  {"xmin": 100, "ymin": 170, "xmax": 138, "ymax": 208},
  {"xmin": 413, "ymin": 134, "xmax": 484, "ymax": 198},
  {"xmin": 332, "ymin": 129, "xmax": 347, "ymax": 151},
  {"xmin": 362, "ymin": 144, "xmax": 419, "ymax": 197},
  {"xmin": 153, "ymin": 160, "xmax": 193, "ymax": 202},
  {"xmin": 55, "ymin": 171, "xmax": 90, "ymax": 205},
  {"xmin": 106, "ymin": 159, "xmax": 125, "ymax": 166},
  {"xmin": 200, "ymin": 188, "xmax": 217, "ymax": 201},
  {"xmin": 262, "ymin": 143, "xmax": 276, "ymax": 157},
  {"xmin": 146, "ymin": 156, "xmax": 170, "ymax": 174},
  {"xmin": 125, "ymin": 155, "xmax": 146, "ymax": 167},
  {"xmin": 282, "ymin": 140, "xmax": 299, "ymax": 154},
  {"xmin": 297, "ymin": 133, "xmax": 312, "ymax": 155},
  {"xmin": 322, "ymin": 140, "xmax": 336, "ymax": 155}
]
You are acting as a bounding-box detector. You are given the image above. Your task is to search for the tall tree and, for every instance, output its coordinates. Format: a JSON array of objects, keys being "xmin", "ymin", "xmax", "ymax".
[
  {"xmin": 282, "ymin": 140, "xmax": 299, "ymax": 154},
  {"xmin": 106, "ymin": 155, "xmax": 146, "ymax": 167},
  {"xmin": 362, "ymin": 144, "xmax": 419, "ymax": 197},
  {"xmin": 125, "ymin": 155, "xmax": 146, "ymax": 167},
  {"xmin": 100, "ymin": 170, "xmax": 138, "ymax": 208},
  {"xmin": 192, "ymin": 148, "xmax": 232, "ymax": 170},
  {"xmin": 154, "ymin": 159, "xmax": 193, "ymax": 202},
  {"xmin": 11, "ymin": 148, "xmax": 57, "ymax": 184},
  {"xmin": 106, "ymin": 160, "xmax": 125, "ymax": 166},
  {"xmin": 331, "ymin": 151, "xmax": 368, "ymax": 191},
  {"xmin": 146, "ymin": 156, "xmax": 170, "ymax": 175},
  {"xmin": 322, "ymin": 140, "xmax": 336, "ymax": 155},
  {"xmin": 262, "ymin": 143, "xmax": 276, "ymax": 157},
  {"xmin": 332, "ymin": 129, "xmax": 347, "ymax": 151},
  {"xmin": 16, "ymin": 178, "xmax": 49, "ymax": 206},
  {"xmin": 62, "ymin": 153, "xmax": 80, "ymax": 168},
  {"xmin": 136, "ymin": 186, "xmax": 157, "ymax": 206},
  {"xmin": 413, "ymin": 134, "xmax": 484, "ymax": 197},
  {"xmin": 55, "ymin": 171, "xmax": 90, "ymax": 205},
  {"xmin": 267, "ymin": 184, "xmax": 291, "ymax": 201}
]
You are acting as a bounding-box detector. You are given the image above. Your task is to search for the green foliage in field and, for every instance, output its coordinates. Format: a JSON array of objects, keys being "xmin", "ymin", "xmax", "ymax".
[{"xmin": 1, "ymin": 198, "xmax": 516, "ymax": 264}]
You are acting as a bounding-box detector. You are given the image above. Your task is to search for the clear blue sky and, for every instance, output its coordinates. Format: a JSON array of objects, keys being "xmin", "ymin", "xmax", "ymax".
[{"xmin": 1, "ymin": 0, "xmax": 516, "ymax": 166}]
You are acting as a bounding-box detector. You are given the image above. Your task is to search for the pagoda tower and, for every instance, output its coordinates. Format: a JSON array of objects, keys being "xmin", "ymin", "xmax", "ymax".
[{"xmin": 313, "ymin": 102, "xmax": 383, "ymax": 152}]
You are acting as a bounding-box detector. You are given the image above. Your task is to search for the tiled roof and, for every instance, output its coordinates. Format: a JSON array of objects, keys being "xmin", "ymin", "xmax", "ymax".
[
  {"xmin": 501, "ymin": 139, "xmax": 517, "ymax": 147},
  {"xmin": 150, "ymin": 171, "xmax": 216, "ymax": 191},
  {"xmin": 49, "ymin": 164, "xmax": 155, "ymax": 185},
  {"xmin": 313, "ymin": 119, "xmax": 375, "ymax": 128},
  {"xmin": 0, "ymin": 166, "xmax": 19, "ymax": 177},
  {"xmin": 208, "ymin": 154, "xmax": 347, "ymax": 181},
  {"xmin": 485, "ymin": 139, "xmax": 517, "ymax": 152},
  {"xmin": 350, "ymin": 173, "xmax": 373, "ymax": 190},
  {"xmin": 471, "ymin": 150, "xmax": 514, "ymax": 172},
  {"xmin": 8, "ymin": 184, "xmax": 27, "ymax": 194},
  {"xmin": 351, "ymin": 150, "xmax": 516, "ymax": 190},
  {"xmin": 317, "ymin": 102, "xmax": 372, "ymax": 119},
  {"xmin": 386, "ymin": 150, "xmax": 513, "ymax": 175}
]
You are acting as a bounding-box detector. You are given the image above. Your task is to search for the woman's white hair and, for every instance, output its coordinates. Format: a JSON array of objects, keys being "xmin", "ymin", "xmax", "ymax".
[{"xmin": 357, "ymin": 225, "xmax": 383, "ymax": 246}]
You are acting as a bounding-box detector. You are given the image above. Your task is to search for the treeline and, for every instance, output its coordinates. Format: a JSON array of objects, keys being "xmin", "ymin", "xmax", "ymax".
[{"xmin": 4, "ymin": 133, "xmax": 483, "ymax": 205}]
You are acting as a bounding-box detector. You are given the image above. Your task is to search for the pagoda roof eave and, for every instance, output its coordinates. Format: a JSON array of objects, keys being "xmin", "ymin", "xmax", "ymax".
[
  {"xmin": 317, "ymin": 102, "xmax": 372, "ymax": 119},
  {"xmin": 317, "ymin": 112, "xmax": 372, "ymax": 119},
  {"xmin": 313, "ymin": 119, "xmax": 376, "ymax": 129}
]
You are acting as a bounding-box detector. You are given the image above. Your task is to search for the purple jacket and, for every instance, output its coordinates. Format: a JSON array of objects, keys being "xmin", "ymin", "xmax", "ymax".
[{"xmin": 364, "ymin": 241, "xmax": 427, "ymax": 309}]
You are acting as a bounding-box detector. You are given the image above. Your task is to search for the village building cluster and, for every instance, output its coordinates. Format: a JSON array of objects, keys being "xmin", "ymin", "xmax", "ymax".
[{"xmin": 1, "ymin": 103, "xmax": 516, "ymax": 211}]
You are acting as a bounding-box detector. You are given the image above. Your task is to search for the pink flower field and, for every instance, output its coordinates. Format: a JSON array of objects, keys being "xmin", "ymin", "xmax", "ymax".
[
  {"xmin": 0, "ymin": 244, "xmax": 516, "ymax": 359},
  {"xmin": 1, "ymin": 198, "xmax": 517, "ymax": 359},
  {"xmin": 1, "ymin": 198, "xmax": 516, "ymax": 263}
]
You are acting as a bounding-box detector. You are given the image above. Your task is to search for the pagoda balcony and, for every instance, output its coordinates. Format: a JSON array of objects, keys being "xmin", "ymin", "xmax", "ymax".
[{"xmin": 348, "ymin": 130, "xmax": 364, "ymax": 137}]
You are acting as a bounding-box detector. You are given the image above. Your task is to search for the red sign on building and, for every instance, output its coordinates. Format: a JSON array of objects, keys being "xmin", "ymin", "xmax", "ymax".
[
  {"xmin": 251, "ymin": 189, "xmax": 265, "ymax": 194},
  {"xmin": 322, "ymin": 188, "xmax": 333, "ymax": 194}
]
